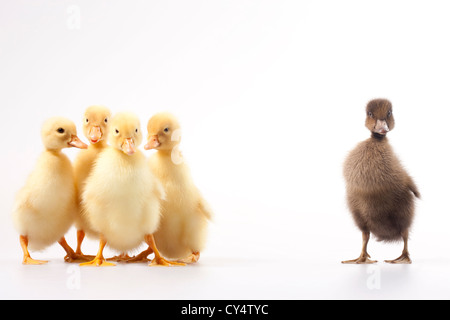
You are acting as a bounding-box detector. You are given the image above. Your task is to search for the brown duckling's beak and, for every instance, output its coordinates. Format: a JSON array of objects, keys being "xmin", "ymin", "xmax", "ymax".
[
  {"xmin": 69, "ymin": 135, "xmax": 88, "ymax": 149},
  {"xmin": 122, "ymin": 138, "xmax": 136, "ymax": 155},
  {"xmin": 144, "ymin": 135, "xmax": 160, "ymax": 150},
  {"xmin": 375, "ymin": 119, "xmax": 389, "ymax": 135},
  {"xmin": 89, "ymin": 126, "xmax": 102, "ymax": 144}
]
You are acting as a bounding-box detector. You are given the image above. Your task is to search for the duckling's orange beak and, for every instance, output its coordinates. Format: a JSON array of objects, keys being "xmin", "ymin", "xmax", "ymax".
[
  {"xmin": 122, "ymin": 138, "xmax": 136, "ymax": 155},
  {"xmin": 144, "ymin": 135, "xmax": 160, "ymax": 150},
  {"xmin": 69, "ymin": 135, "xmax": 88, "ymax": 149},
  {"xmin": 375, "ymin": 119, "xmax": 389, "ymax": 135},
  {"xmin": 88, "ymin": 126, "xmax": 102, "ymax": 144}
]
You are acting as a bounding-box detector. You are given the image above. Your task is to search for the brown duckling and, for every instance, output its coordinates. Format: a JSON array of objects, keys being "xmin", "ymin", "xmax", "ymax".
[{"xmin": 342, "ymin": 99, "xmax": 420, "ymax": 264}]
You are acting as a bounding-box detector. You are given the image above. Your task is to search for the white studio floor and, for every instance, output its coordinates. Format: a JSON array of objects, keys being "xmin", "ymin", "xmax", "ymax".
[
  {"xmin": 2, "ymin": 210, "xmax": 450, "ymax": 300},
  {"xmin": 3, "ymin": 255, "xmax": 450, "ymax": 300}
]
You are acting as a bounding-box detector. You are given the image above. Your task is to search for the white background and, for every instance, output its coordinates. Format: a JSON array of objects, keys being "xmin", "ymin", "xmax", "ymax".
[{"xmin": 1, "ymin": 0, "xmax": 450, "ymax": 300}]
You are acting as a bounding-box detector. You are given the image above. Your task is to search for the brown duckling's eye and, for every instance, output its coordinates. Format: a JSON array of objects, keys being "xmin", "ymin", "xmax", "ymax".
[
  {"xmin": 368, "ymin": 112, "xmax": 373, "ymax": 118},
  {"xmin": 57, "ymin": 128, "xmax": 65, "ymax": 134},
  {"xmin": 164, "ymin": 127, "xmax": 169, "ymax": 133},
  {"xmin": 387, "ymin": 110, "xmax": 392, "ymax": 117}
]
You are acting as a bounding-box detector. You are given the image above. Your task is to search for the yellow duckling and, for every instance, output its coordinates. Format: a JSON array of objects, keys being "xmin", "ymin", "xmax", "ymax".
[
  {"xmin": 80, "ymin": 112, "xmax": 183, "ymax": 267},
  {"xmin": 144, "ymin": 112, "xmax": 212, "ymax": 263},
  {"xmin": 12, "ymin": 117, "xmax": 88, "ymax": 265},
  {"xmin": 73, "ymin": 105, "xmax": 111, "ymax": 258}
]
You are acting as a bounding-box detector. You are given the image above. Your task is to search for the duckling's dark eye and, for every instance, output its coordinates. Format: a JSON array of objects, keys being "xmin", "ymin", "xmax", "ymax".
[
  {"xmin": 104, "ymin": 118, "xmax": 108, "ymax": 123},
  {"xmin": 368, "ymin": 112, "xmax": 373, "ymax": 118},
  {"xmin": 85, "ymin": 118, "xmax": 89, "ymax": 123},
  {"xmin": 164, "ymin": 127, "xmax": 169, "ymax": 133},
  {"xmin": 57, "ymin": 128, "xmax": 65, "ymax": 134},
  {"xmin": 387, "ymin": 110, "xmax": 392, "ymax": 117},
  {"xmin": 115, "ymin": 129, "xmax": 119, "ymax": 134},
  {"xmin": 135, "ymin": 128, "xmax": 138, "ymax": 133}
]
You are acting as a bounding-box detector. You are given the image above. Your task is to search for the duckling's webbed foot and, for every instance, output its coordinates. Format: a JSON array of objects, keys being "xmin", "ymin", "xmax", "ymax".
[
  {"xmin": 126, "ymin": 248, "xmax": 153, "ymax": 263},
  {"xmin": 384, "ymin": 253, "xmax": 411, "ymax": 264},
  {"xmin": 23, "ymin": 256, "xmax": 48, "ymax": 265},
  {"xmin": 80, "ymin": 237, "xmax": 115, "ymax": 267},
  {"xmin": 144, "ymin": 234, "xmax": 186, "ymax": 267},
  {"xmin": 20, "ymin": 235, "xmax": 48, "ymax": 265},
  {"xmin": 342, "ymin": 231, "xmax": 377, "ymax": 264},
  {"xmin": 385, "ymin": 231, "xmax": 412, "ymax": 264},
  {"xmin": 80, "ymin": 256, "xmax": 116, "ymax": 267},
  {"xmin": 107, "ymin": 252, "xmax": 134, "ymax": 262},
  {"xmin": 58, "ymin": 237, "xmax": 92, "ymax": 262},
  {"xmin": 149, "ymin": 256, "xmax": 186, "ymax": 267},
  {"xmin": 342, "ymin": 253, "xmax": 377, "ymax": 264},
  {"xmin": 63, "ymin": 247, "xmax": 95, "ymax": 262},
  {"xmin": 177, "ymin": 251, "xmax": 200, "ymax": 264},
  {"xmin": 64, "ymin": 253, "xmax": 94, "ymax": 263},
  {"xmin": 78, "ymin": 254, "xmax": 96, "ymax": 261}
]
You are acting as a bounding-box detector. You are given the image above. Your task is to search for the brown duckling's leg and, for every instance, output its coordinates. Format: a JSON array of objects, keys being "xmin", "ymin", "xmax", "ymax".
[
  {"xmin": 385, "ymin": 230, "xmax": 412, "ymax": 264},
  {"xmin": 177, "ymin": 251, "xmax": 200, "ymax": 264},
  {"xmin": 145, "ymin": 234, "xmax": 186, "ymax": 267},
  {"xmin": 20, "ymin": 235, "xmax": 48, "ymax": 265},
  {"xmin": 75, "ymin": 230, "xmax": 95, "ymax": 260},
  {"xmin": 80, "ymin": 235, "xmax": 115, "ymax": 267},
  {"xmin": 59, "ymin": 236, "xmax": 92, "ymax": 262},
  {"xmin": 342, "ymin": 231, "xmax": 377, "ymax": 264}
]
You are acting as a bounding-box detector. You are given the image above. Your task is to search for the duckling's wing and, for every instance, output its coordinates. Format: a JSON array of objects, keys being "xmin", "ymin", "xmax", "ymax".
[
  {"xmin": 197, "ymin": 194, "xmax": 213, "ymax": 220},
  {"xmin": 408, "ymin": 178, "xmax": 421, "ymax": 199},
  {"xmin": 153, "ymin": 178, "xmax": 166, "ymax": 201},
  {"xmin": 13, "ymin": 184, "xmax": 38, "ymax": 213}
]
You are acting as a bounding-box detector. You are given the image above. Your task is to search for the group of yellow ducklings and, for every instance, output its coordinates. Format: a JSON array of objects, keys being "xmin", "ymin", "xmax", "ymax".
[{"xmin": 12, "ymin": 106, "xmax": 212, "ymax": 267}]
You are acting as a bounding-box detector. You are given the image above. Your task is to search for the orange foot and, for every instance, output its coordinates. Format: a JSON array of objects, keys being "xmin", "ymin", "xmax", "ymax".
[
  {"xmin": 20, "ymin": 235, "xmax": 48, "ymax": 265},
  {"xmin": 144, "ymin": 234, "xmax": 185, "ymax": 267},
  {"xmin": 149, "ymin": 256, "xmax": 186, "ymax": 267},
  {"xmin": 79, "ymin": 237, "xmax": 115, "ymax": 267},
  {"xmin": 126, "ymin": 248, "xmax": 153, "ymax": 263},
  {"xmin": 59, "ymin": 237, "xmax": 93, "ymax": 263},
  {"xmin": 64, "ymin": 253, "xmax": 94, "ymax": 263},
  {"xmin": 177, "ymin": 252, "xmax": 200, "ymax": 264},
  {"xmin": 23, "ymin": 256, "xmax": 48, "ymax": 265},
  {"xmin": 107, "ymin": 253, "xmax": 134, "ymax": 262},
  {"xmin": 75, "ymin": 250, "xmax": 96, "ymax": 262},
  {"xmin": 80, "ymin": 256, "xmax": 116, "ymax": 267}
]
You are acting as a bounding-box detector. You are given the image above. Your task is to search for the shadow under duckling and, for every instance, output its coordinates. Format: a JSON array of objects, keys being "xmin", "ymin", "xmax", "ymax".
[
  {"xmin": 12, "ymin": 117, "xmax": 88, "ymax": 264},
  {"xmin": 342, "ymin": 99, "xmax": 420, "ymax": 264},
  {"xmin": 80, "ymin": 112, "xmax": 183, "ymax": 267},
  {"xmin": 141, "ymin": 112, "xmax": 212, "ymax": 264},
  {"xmin": 73, "ymin": 105, "xmax": 111, "ymax": 260}
]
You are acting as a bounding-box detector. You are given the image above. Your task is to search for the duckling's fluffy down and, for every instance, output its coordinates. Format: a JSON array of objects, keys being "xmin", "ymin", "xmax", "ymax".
[
  {"xmin": 73, "ymin": 147, "xmax": 105, "ymax": 238},
  {"xmin": 150, "ymin": 155, "xmax": 211, "ymax": 259},
  {"xmin": 12, "ymin": 152, "xmax": 76, "ymax": 251},
  {"xmin": 81, "ymin": 147, "xmax": 161, "ymax": 253}
]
